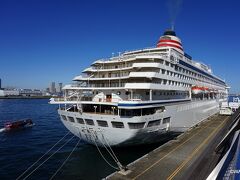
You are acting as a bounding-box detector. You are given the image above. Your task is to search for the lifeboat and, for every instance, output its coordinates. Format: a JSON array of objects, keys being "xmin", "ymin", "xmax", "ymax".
[
  {"xmin": 191, "ymin": 86, "xmax": 204, "ymax": 94},
  {"xmin": 192, "ymin": 86, "xmax": 211, "ymax": 94},
  {"xmin": 4, "ymin": 119, "xmax": 34, "ymax": 131},
  {"xmin": 202, "ymin": 87, "xmax": 209, "ymax": 93}
]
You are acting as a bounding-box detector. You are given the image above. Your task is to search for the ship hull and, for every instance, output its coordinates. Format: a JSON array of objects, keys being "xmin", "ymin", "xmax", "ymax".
[{"xmin": 58, "ymin": 99, "xmax": 222, "ymax": 147}]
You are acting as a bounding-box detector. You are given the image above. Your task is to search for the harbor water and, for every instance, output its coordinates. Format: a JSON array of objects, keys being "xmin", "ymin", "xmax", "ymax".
[{"xmin": 0, "ymin": 99, "xmax": 166, "ymax": 180}]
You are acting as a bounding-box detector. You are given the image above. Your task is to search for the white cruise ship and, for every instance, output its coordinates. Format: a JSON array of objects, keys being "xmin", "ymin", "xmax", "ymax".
[{"xmin": 50, "ymin": 29, "xmax": 229, "ymax": 147}]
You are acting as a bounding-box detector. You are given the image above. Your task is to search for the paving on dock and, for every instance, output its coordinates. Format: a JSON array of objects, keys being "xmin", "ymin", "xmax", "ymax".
[{"xmin": 107, "ymin": 114, "xmax": 234, "ymax": 180}]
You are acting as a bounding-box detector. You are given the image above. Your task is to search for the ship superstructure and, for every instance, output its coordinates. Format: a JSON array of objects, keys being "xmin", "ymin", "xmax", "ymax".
[{"xmin": 50, "ymin": 29, "xmax": 229, "ymax": 146}]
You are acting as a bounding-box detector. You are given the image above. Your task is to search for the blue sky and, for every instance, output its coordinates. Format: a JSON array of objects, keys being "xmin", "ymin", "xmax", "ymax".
[{"xmin": 0, "ymin": 0, "xmax": 240, "ymax": 93}]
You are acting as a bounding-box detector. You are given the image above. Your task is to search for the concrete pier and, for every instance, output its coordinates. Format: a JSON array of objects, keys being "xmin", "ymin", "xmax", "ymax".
[{"xmin": 107, "ymin": 113, "xmax": 236, "ymax": 180}]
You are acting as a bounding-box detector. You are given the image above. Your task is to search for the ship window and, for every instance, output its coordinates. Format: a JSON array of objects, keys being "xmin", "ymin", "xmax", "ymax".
[
  {"xmin": 128, "ymin": 122, "xmax": 145, "ymax": 129},
  {"xmin": 97, "ymin": 120, "xmax": 108, "ymax": 127},
  {"xmin": 163, "ymin": 117, "xmax": 171, "ymax": 124},
  {"xmin": 61, "ymin": 115, "xmax": 67, "ymax": 121},
  {"xmin": 68, "ymin": 116, "xmax": 75, "ymax": 122},
  {"xmin": 148, "ymin": 119, "xmax": 161, "ymax": 127},
  {"xmin": 85, "ymin": 119, "xmax": 94, "ymax": 126},
  {"xmin": 76, "ymin": 118, "xmax": 84, "ymax": 124},
  {"xmin": 111, "ymin": 121, "xmax": 124, "ymax": 128}
]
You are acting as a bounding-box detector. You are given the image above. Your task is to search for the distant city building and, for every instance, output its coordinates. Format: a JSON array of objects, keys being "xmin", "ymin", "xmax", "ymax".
[
  {"xmin": 0, "ymin": 89, "xmax": 19, "ymax": 96},
  {"xmin": 19, "ymin": 89, "xmax": 43, "ymax": 97},
  {"xmin": 46, "ymin": 87, "xmax": 50, "ymax": 93},
  {"xmin": 0, "ymin": 78, "xmax": 2, "ymax": 89},
  {"xmin": 50, "ymin": 82, "xmax": 56, "ymax": 94},
  {"xmin": 56, "ymin": 83, "xmax": 63, "ymax": 93}
]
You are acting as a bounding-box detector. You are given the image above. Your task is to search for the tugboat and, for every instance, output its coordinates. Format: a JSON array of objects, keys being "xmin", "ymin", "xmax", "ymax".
[{"xmin": 4, "ymin": 119, "xmax": 34, "ymax": 131}]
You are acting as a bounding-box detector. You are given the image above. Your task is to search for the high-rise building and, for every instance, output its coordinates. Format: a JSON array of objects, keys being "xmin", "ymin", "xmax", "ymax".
[
  {"xmin": 50, "ymin": 82, "xmax": 56, "ymax": 93},
  {"xmin": 57, "ymin": 83, "xmax": 63, "ymax": 93},
  {"xmin": 46, "ymin": 87, "xmax": 50, "ymax": 93}
]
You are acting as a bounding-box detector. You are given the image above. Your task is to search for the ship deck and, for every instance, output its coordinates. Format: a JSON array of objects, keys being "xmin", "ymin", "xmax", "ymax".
[{"xmin": 106, "ymin": 112, "xmax": 236, "ymax": 180}]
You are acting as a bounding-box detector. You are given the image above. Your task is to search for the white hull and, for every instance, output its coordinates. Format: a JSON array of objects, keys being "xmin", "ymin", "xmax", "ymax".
[{"xmin": 58, "ymin": 99, "xmax": 221, "ymax": 147}]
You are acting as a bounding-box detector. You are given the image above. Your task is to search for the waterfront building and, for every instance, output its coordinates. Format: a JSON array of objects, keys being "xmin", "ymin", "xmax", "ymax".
[
  {"xmin": 19, "ymin": 89, "xmax": 43, "ymax": 97},
  {"xmin": 0, "ymin": 89, "xmax": 20, "ymax": 96},
  {"xmin": 50, "ymin": 82, "xmax": 56, "ymax": 94},
  {"xmin": 56, "ymin": 83, "xmax": 63, "ymax": 93},
  {"xmin": 46, "ymin": 87, "xmax": 50, "ymax": 93}
]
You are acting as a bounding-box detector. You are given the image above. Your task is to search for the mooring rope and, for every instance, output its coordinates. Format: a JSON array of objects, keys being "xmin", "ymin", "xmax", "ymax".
[
  {"xmin": 101, "ymin": 134, "xmax": 125, "ymax": 170},
  {"xmin": 22, "ymin": 135, "xmax": 75, "ymax": 180},
  {"xmin": 16, "ymin": 131, "xmax": 71, "ymax": 180},
  {"xmin": 86, "ymin": 128, "xmax": 119, "ymax": 170},
  {"xmin": 97, "ymin": 133, "xmax": 121, "ymax": 167},
  {"xmin": 92, "ymin": 134, "xmax": 119, "ymax": 170},
  {"xmin": 81, "ymin": 122, "xmax": 123, "ymax": 171},
  {"xmin": 50, "ymin": 139, "xmax": 81, "ymax": 180}
]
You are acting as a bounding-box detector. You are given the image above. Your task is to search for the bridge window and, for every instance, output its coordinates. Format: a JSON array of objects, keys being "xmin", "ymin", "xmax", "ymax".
[
  {"xmin": 112, "ymin": 121, "xmax": 124, "ymax": 128},
  {"xmin": 147, "ymin": 119, "xmax": 161, "ymax": 127},
  {"xmin": 61, "ymin": 115, "xmax": 67, "ymax": 121},
  {"xmin": 97, "ymin": 120, "xmax": 108, "ymax": 127},
  {"xmin": 68, "ymin": 116, "xmax": 75, "ymax": 122},
  {"xmin": 85, "ymin": 119, "xmax": 94, "ymax": 126},
  {"xmin": 76, "ymin": 118, "xmax": 84, "ymax": 124},
  {"xmin": 163, "ymin": 117, "xmax": 171, "ymax": 124},
  {"xmin": 128, "ymin": 122, "xmax": 145, "ymax": 129}
]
